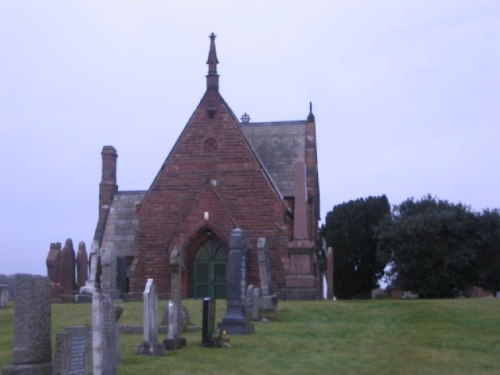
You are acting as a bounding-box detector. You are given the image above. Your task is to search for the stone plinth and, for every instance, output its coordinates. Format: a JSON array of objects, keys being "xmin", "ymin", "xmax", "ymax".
[{"xmin": 285, "ymin": 240, "xmax": 319, "ymax": 300}]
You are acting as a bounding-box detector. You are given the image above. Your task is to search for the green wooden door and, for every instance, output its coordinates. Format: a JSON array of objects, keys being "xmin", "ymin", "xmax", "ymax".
[{"xmin": 193, "ymin": 239, "xmax": 227, "ymax": 298}]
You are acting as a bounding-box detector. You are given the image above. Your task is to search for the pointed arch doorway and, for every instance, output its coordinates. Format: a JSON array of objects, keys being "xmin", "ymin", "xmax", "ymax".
[{"xmin": 192, "ymin": 239, "xmax": 228, "ymax": 298}]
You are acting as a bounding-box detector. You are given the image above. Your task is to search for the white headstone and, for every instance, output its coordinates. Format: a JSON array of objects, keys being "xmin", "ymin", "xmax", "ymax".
[{"xmin": 136, "ymin": 279, "xmax": 165, "ymax": 356}]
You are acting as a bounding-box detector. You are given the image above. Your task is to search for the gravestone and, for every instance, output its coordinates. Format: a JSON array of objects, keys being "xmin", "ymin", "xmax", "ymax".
[
  {"xmin": 53, "ymin": 326, "xmax": 91, "ymax": 375},
  {"xmin": 219, "ymin": 228, "xmax": 254, "ymax": 335},
  {"xmin": 76, "ymin": 241, "xmax": 99, "ymax": 302},
  {"xmin": 201, "ymin": 297, "xmax": 216, "ymax": 346},
  {"xmin": 46, "ymin": 242, "xmax": 62, "ymax": 284},
  {"xmin": 161, "ymin": 303, "xmax": 191, "ymax": 332},
  {"xmin": 0, "ymin": 285, "xmax": 8, "ymax": 308},
  {"xmin": 92, "ymin": 290, "xmax": 118, "ymax": 375},
  {"xmin": 101, "ymin": 244, "xmax": 120, "ymax": 299},
  {"xmin": 252, "ymin": 287, "xmax": 263, "ymax": 321},
  {"xmin": 164, "ymin": 246, "xmax": 187, "ymax": 350},
  {"xmin": 2, "ymin": 274, "xmax": 52, "ymax": 375},
  {"xmin": 136, "ymin": 279, "xmax": 165, "ymax": 356},
  {"xmin": 60, "ymin": 239, "xmax": 76, "ymax": 299},
  {"xmin": 245, "ymin": 284, "xmax": 255, "ymax": 321},
  {"xmin": 76, "ymin": 241, "xmax": 89, "ymax": 289},
  {"xmin": 256, "ymin": 237, "xmax": 278, "ymax": 311},
  {"xmin": 46, "ymin": 242, "xmax": 63, "ymax": 300},
  {"xmin": 327, "ymin": 246, "xmax": 334, "ymax": 299}
]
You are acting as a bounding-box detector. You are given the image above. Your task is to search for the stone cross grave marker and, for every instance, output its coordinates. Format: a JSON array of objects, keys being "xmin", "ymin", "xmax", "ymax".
[
  {"xmin": 219, "ymin": 228, "xmax": 254, "ymax": 335},
  {"xmin": 2, "ymin": 274, "xmax": 52, "ymax": 375},
  {"xmin": 136, "ymin": 279, "xmax": 165, "ymax": 356}
]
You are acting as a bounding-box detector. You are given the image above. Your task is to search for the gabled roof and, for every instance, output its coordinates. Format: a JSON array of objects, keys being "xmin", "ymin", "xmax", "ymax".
[{"xmin": 241, "ymin": 120, "xmax": 307, "ymax": 198}]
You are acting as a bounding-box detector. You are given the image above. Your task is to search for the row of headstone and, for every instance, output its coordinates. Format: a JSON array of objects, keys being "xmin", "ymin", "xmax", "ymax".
[{"xmin": 46, "ymin": 239, "xmax": 89, "ymax": 301}]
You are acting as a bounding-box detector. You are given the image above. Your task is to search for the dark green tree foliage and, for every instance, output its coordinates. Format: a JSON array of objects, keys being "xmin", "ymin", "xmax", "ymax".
[
  {"xmin": 322, "ymin": 195, "xmax": 390, "ymax": 299},
  {"xmin": 377, "ymin": 195, "xmax": 480, "ymax": 298},
  {"xmin": 476, "ymin": 210, "xmax": 500, "ymax": 292}
]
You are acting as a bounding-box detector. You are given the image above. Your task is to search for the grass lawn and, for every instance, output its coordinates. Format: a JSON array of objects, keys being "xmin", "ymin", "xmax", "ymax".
[{"xmin": 1, "ymin": 298, "xmax": 499, "ymax": 374}]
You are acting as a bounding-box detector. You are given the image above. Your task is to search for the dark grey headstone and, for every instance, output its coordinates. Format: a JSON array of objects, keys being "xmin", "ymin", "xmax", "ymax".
[
  {"xmin": 201, "ymin": 298, "xmax": 216, "ymax": 346},
  {"xmin": 219, "ymin": 228, "xmax": 254, "ymax": 335}
]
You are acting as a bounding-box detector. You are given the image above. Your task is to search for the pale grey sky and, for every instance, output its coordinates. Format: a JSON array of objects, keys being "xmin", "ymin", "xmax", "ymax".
[{"xmin": 1, "ymin": 0, "xmax": 499, "ymax": 275}]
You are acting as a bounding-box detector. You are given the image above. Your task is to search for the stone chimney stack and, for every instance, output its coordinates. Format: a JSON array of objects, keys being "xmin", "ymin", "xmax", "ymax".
[{"xmin": 93, "ymin": 146, "xmax": 118, "ymax": 245}]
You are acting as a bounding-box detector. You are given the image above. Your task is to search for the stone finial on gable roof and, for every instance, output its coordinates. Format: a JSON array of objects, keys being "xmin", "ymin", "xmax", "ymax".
[{"xmin": 206, "ymin": 33, "xmax": 219, "ymax": 91}]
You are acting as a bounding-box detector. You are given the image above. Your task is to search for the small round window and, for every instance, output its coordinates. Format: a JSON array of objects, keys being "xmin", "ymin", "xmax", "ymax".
[{"xmin": 203, "ymin": 137, "xmax": 218, "ymax": 153}]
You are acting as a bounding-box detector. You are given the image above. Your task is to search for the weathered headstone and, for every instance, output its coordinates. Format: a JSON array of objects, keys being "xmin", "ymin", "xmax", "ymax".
[
  {"xmin": 245, "ymin": 284, "xmax": 255, "ymax": 321},
  {"xmin": 52, "ymin": 326, "xmax": 91, "ymax": 375},
  {"xmin": 164, "ymin": 246, "xmax": 187, "ymax": 350},
  {"xmin": 252, "ymin": 287, "xmax": 263, "ymax": 321},
  {"xmin": 136, "ymin": 279, "xmax": 165, "ymax": 356},
  {"xmin": 327, "ymin": 246, "xmax": 334, "ymax": 299},
  {"xmin": 257, "ymin": 237, "xmax": 278, "ymax": 311},
  {"xmin": 161, "ymin": 303, "xmax": 191, "ymax": 332},
  {"xmin": 76, "ymin": 241, "xmax": 89, "ymax": 289},
  {"xmin": 60, "ymin": 239, "xmax": 76, "ymax": 299},
  {"xmin": 2, "ymin": 274, "xmax": 52, "ymax": 375},
  {"xmin": 92, "ymin": 291, "xmax": 118, "ymax": 375},
  {"xmin": 76, "ymin": 241, "xmax": 99, "ymax": 302},
  {"xmin": 219, "ymin": 228, "xmax": 254, "ymax": 335},
  {"xmin": 46, "ymin": 242, "xmax": 62, "ymax": 284},
  {"xmin": 0, "ymin": 285, "xmax": 8, "ymax": 308},
  {"xmin": 201, "ymin": 297, "xmax": 216, "ymax": 346},
  {"xmin": 101, "ymin": 244, "xmax": 120, "ymax": 299},
  {"xmin": 47, "ymin": 242, "xmax": 63, "ymax": 300}
]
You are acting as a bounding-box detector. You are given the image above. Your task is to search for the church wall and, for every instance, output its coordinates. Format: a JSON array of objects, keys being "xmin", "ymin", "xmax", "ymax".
[{"xmin": 130, "ymin": 91, "xmax": 290, "ymax": 298}]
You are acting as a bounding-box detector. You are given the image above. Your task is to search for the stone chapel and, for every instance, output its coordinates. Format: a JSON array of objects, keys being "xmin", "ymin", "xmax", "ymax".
[{"xmin": 93, "ymin": 34, "xmax": 321, "ymax": 300}]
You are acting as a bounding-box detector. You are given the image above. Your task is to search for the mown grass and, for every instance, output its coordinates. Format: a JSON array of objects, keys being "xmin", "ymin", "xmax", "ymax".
[{"xmin": 1, "ymin": 299, "xmax": 499, "ymax": 374}]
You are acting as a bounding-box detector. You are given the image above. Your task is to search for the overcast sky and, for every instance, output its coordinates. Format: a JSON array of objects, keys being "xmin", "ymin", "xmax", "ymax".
[{"xmin": 1, "ymin": 1, "xmax": 499, "ymax": 275}]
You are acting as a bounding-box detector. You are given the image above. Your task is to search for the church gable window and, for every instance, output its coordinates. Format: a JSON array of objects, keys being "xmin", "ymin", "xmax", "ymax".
[{"xmin": 203, "ymin": 137, "xmax": 218, "ymax": 153}]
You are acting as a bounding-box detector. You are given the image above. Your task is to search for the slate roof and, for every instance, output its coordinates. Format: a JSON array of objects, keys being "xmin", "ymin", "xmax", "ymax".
[
  {"xmin": 241, "ymin": 120, "xmax": 307, "ymax": 198},
  {"xmin": 101, "ymin": 191, "xmax": 145, "ymax": 257}
]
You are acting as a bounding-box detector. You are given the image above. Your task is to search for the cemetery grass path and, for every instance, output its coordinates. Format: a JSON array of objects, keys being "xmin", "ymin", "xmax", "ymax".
[{"xmin": 1, "ymin": 299, "xmax": 499, "ymax": 374}]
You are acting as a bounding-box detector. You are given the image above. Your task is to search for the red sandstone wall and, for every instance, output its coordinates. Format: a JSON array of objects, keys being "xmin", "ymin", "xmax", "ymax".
[{"xmin": 131, "ymin": 91, "xmax": 290, "ymax": 298}]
